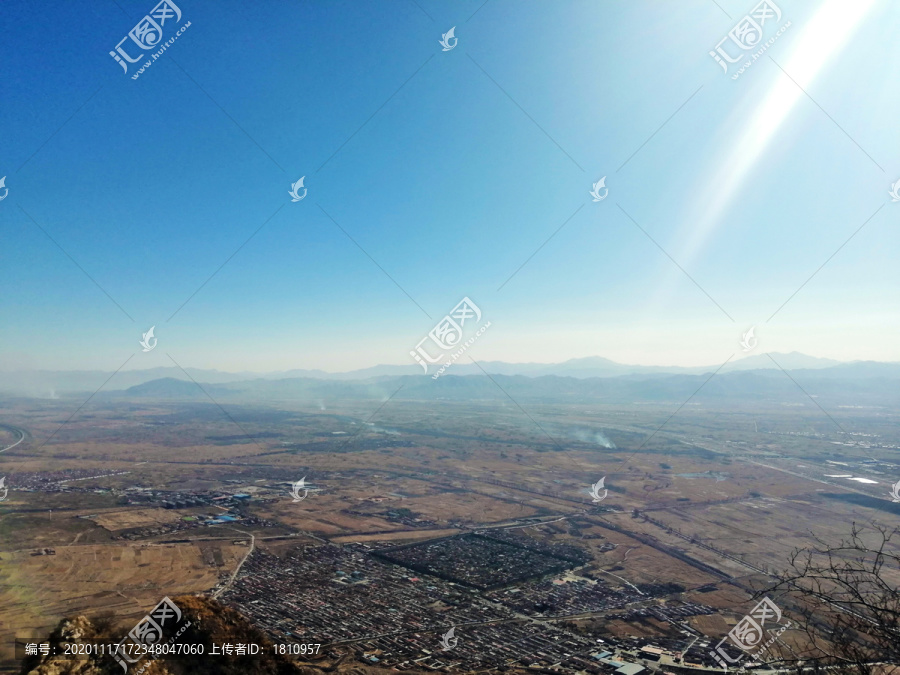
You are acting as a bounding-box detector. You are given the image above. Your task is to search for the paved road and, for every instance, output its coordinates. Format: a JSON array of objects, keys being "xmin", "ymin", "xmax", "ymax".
[
  {"xmin": 214, "ymin": 528, "xmax": 256, "ymax": 599},
  {"xmin": 0, "ymin": 426, "xmax": 25, "ymax": 453}
]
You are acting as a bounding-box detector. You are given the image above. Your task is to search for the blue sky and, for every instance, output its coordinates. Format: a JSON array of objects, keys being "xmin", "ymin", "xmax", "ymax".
[{"xmin": 1, "ymin": 0, "xmax": 898, "ymax": 372}]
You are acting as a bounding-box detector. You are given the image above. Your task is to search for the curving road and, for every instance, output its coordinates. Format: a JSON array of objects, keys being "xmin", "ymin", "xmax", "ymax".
[{"xmin": 0, "ymin": 426, "xmax": 25, "ymax": 453}]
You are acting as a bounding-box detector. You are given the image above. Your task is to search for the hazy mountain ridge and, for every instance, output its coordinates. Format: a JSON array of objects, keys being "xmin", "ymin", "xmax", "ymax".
[
  {"xmin": 1, "ymin": 352, "xmax": 892, "ymax": 396},
  {"xmin": 109, "ymin": 364, "xmax": 900, "ymax": 407}
]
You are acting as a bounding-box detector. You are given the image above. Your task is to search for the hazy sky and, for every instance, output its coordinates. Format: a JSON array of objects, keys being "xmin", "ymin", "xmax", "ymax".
[{"xmin": 1, "ymin": 0, "xmax": 898, "ymax": 372}]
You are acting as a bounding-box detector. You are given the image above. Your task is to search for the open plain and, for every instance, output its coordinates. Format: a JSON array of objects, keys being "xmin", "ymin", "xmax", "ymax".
[{"xmin": 1, "ymin": 392, "xmax": 898, "ymax": 672}]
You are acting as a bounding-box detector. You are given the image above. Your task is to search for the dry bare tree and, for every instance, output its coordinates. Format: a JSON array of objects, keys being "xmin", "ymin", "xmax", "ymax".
[{"xmin": 759, "ymin": 521, "xmax": 900, "ymax": 675}]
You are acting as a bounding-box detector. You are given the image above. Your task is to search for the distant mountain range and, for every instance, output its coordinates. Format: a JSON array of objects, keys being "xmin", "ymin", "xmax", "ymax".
[
  {"xmin": 264, "ymin": 352, "xmax": 849, "ymax": 380},
  {"xmin": 2, "ymin": 354, "xmax": 897, "ymax": 406}
]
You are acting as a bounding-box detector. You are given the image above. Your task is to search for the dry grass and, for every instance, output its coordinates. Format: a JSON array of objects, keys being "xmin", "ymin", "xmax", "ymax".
[{"xmin": 0, "ymin": 542, "xmax": 244, "ymax": 663}]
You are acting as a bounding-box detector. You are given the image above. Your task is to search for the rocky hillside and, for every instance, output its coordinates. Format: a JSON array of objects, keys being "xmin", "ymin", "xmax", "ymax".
[{"xmin": 18, "ymin": 596, "xmax": 402, "ymax": 675}]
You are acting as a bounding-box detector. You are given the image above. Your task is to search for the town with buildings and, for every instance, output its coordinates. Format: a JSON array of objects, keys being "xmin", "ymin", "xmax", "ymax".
[{"xmin": 222, "ymin": 533, "xmax": 734, "ymax": 673}]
